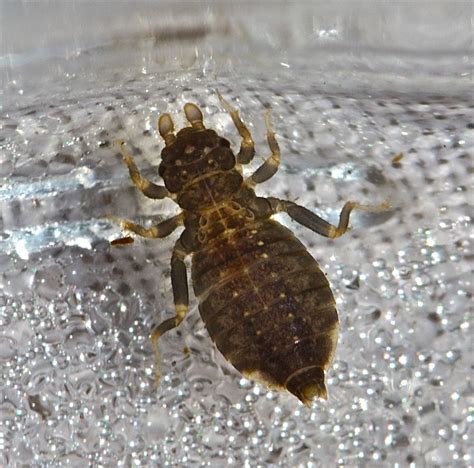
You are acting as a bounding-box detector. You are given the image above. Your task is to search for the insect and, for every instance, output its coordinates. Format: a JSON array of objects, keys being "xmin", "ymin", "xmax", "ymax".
[{"xmin": 108, "ymin": 92, "xmax": 387, "ymax": 405}]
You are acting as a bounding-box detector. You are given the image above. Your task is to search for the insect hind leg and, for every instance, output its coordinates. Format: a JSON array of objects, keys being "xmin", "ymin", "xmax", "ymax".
[{"xmin": 151, "ymin": 239, "xmax": 190, "ymax": 380}]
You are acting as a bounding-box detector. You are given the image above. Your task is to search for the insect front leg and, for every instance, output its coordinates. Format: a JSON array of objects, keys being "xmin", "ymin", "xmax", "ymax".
[
  {"xmin": 106, "ymin": 213, "xmax": 182, "ymax": 239},
  {"xmin": 151, "ymin": 238, "xmax": 190, "ymax": 379},
  {"xmin": 217, "ymin": 91, "xmax": 255, "ymax": 164},
  {"xmin": 117, "ymin": 140, "xmax": 169, "ymax": 199},
  {"xmin": 267, "ymin": 198, "xmax": 390, "ymax": 239},
  {"xmin": 247, "ymin": 109, "xmax": 281, "ymax": 185}
]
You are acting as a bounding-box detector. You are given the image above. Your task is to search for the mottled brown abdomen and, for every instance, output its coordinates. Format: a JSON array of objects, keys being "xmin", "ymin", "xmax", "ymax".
[{"xmin": 192, "ymin": 220, "xmax": 339, "ymax": 404}]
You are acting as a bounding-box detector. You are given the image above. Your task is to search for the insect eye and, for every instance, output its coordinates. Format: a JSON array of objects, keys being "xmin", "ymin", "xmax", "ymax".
[
  {"xmin": 207, "ymin": 158, "xmax": 217, "ymax": 168},
  {"xmin": 180, "ymin": 170, "xmax": 189, "ymax": 181}
]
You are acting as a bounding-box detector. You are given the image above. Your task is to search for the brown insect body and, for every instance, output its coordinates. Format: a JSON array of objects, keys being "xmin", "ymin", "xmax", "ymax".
[
  {"xmin": 111, "ymin": 96, "xmax": 386, "ymax": 405},
  {"xmin": 159, "ymin": 126, "xmax": 337, "ymax": 404}
]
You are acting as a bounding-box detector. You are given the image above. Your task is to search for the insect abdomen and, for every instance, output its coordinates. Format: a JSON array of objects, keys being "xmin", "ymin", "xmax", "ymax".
[{"xmin": 192, "ymin": 220, "xmax": 339, "ymax": 405}]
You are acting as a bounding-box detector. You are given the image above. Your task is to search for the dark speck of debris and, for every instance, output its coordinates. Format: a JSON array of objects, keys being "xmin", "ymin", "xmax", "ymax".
[{"xmin": 391, "ymin": 152, "xmax": 404, "ymax": 168}]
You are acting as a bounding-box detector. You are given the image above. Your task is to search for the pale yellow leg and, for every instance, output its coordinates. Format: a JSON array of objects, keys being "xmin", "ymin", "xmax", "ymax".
[
  {"xmin": 247, "ymin": 109, "xmax": 280, "ymax": 185},
  {"xmin": 217, "ymin": 91, "xmax": 255, "ymax": 164},
  {"xmin": 151, "ymin": 239, "xmax": 190, "ymax": 380},
  {"xmin": 117, "ymin": 140, "xmax": 169, "ymax": 199}
]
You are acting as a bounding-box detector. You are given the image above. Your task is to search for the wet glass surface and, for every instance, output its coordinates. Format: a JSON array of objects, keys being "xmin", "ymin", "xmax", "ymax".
[{"xmin": 1, "ymin": 2, "xmax": 472, "ymax": 466}]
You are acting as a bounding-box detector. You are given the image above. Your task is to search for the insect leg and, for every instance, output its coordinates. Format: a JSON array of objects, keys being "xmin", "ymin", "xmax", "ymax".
[
  {"xmin": 217, "ymin": 90, "xmax": 255, "ymax": 164},
  {"xmin": 158, "ymin": 113, "xmax": 176, "ymax": 146},
  {"xmin": 117, "ymin": 140, "xmax": 169, "ymax": 199},
  {"xmin": 184, "ymin": 103, "xmax": 205, "ymax": 129},
  {"xmin": 106, "ymin": 213, "xmax": 182, "ymax": 239},
  {"xmin": 267, "ymin": 198, "xmax": 390, "ymax": 239},
  {"xmin": 151, "ymin": 239, "xmax": 190, "ymax": 377},
  {"xmin": 247, "ymin": 109, "xmax": 280, "ymax": 185}
]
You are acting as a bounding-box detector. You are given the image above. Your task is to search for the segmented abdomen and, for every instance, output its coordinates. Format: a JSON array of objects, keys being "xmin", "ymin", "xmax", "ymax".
[{"xmin": 192, "ymin": 219, "xmax": 339, "ymax": 404}]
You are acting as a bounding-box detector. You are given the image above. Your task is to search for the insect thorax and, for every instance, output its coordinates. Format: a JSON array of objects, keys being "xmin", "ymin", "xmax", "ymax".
[{"xmin": 158, "ymin": 127, "xmax": 243, "ymax": 211}]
